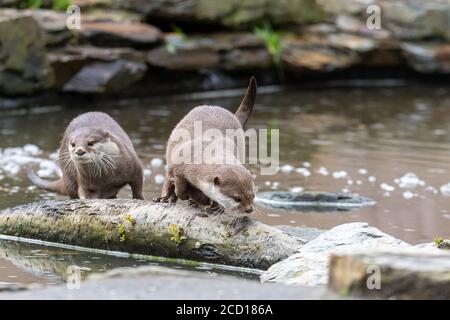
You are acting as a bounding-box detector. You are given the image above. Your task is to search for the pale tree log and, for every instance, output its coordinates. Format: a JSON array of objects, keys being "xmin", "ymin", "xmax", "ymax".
[{"xmin": 0, "ymin": 200, "xmax": 304, "ymax": 270}]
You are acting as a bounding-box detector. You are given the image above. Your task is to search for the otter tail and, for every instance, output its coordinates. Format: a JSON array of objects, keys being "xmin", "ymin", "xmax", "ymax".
[
  {"xmin": 26, "ymin": 169, "xmax": 66, "ymax": 195},
  {"xmin": 235, "ymin": 76, "xmax": 257, "ymax": 128}
]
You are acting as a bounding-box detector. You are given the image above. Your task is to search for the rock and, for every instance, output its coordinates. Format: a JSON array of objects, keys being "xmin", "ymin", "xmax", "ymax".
[
  {"xmin": 117, "ymin": 0, "xmax": 324, "ymax": 27},
  {"xmin": 260, "ymin": 222, "xmax": 409, "ymax": 286},
  {"xmin": 437, "ymin": 240, "xmax": 450, "ymax": 250},
  {"xmin": 318, "ymin": 0, "xmax": 450, "ymax": 41},
  {"xmin": 82, "ymin": 8, "xmax": 144, "ymax": 23},
  {"xmin": 63, "ymin": 60, "xmax": 147, "ymax": 93},
  {"xmin": 329, "ymin": 248, "xmax": 450, "ymax": 299},
  {"xmin": 275, "ymin": 225, "xmax": 325, "ymax": 242},
  {"xmin": 256, "ymin": 191, "xmax": 376, "ymax": 212},
  {"xmin": 0, "ymin": 10, "xmax": 53, "ymax": 95},
  {"xmin": 147, "ymin": 33, "xmax": 271, "ymax": 71},
  {"xmin": 0, "ymin": 265, "xmax": 334, "ymax": 299},
  {"xmin": 380, "ymin": 0, "xmax": 450, "ymax": 41},
  {"xmin": 327, "ymin": 33, "xmax": 377, "ymax": 52},
  {"xmin": 401, "ymin": 43, "xmax": 450, "ymax": 73},
  {"xmin": 47, "ymin": 46, "xmax": 146, "ymax": 88},
  {"xmin": 282, "ymin": 44, "xmax": 358, "ymax": 72},
  {"xmin": 78, "ymin": 21, "xmax": 163, "ymax": 48}
]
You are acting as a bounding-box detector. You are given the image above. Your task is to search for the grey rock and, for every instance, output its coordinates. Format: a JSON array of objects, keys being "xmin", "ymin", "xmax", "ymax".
[
  {"xmin": 329, "ymin": 248, "xmax": 450, "ymax": 299},
  {"xmin": 438, "ymin": 240, "xmax": 450, "ymax": 250},
  {"xmin": 116, "ymin": 0, "xmax": 324, "ymax": 27},
  {"xmin": 78, "ymin": 21, "xmax": 163, "ymax": 48},
  {"xmin": 63, "ymin": 60, "xmax": 147, "ymax": 93},
  {"xmin": 401, "ymin": 42, "xmax": 450, "ymax": 73},
  {"xmin": 0, "ymin": 10, "xmax": 54, "ymax": 95},
  {"xmin": 261, "ymin": 222, "xmax": 409, "ymax": 286},
  {"xmin": 275, "ymin": 225, "xmax": 325, "ymax": 242}
]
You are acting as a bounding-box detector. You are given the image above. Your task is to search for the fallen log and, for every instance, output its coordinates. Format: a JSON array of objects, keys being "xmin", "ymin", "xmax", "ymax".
[{"xmin": 0, "ymin": 200, "xmax": 304, "ymax": 270}]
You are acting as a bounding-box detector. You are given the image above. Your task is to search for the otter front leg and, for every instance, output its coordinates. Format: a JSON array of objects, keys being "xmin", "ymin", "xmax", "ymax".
[
  {"xmin": 174, "ymin": 176, "xmax": 189, "ymax": 201},
  {"xmin": 153, "ymin": 172, "xmax": 176, "ymax": 203}
]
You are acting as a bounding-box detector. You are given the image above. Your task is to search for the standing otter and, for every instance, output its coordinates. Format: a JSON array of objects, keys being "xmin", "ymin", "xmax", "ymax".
[
  {"xmin": 154, "ymin": 77, "xmax": 257, "ymax": 214},
  {"xmin": 27, "ymin": 112, "xmax": 144, "ymax": 200}
]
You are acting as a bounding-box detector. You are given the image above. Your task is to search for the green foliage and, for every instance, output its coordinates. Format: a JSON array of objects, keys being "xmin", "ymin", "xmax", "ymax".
[
  {"xmin": 168, "ymin": 224, "xmax": 187, "ymax": 245},
  {"xmin": 26, "ymin": 0, "xmax": 43, "ymax": 8},
  {"xmin": 165, "ymin": 25, "xmax": 188, "ymax": 55},
  {"xmin": 118, "ymin": 223, "xmax": 126, "ymax": 242},
  {"xmin": 434, "ymin": 237, "xmax": 449, "ymax": 246},
  {"xmin": 19, "ymin": 0, "xmax": 70, "ymax": 11},
  {"xmin": 253, "ymin": 22, "xmax": 284, "ymax": 65},
  {"xmin": 125, "ymin": 213, "xmax": 136, "ymax": 226},
  {"xmin": 52, "ymin": 0, "xmax": 71, "ymax": 11}
]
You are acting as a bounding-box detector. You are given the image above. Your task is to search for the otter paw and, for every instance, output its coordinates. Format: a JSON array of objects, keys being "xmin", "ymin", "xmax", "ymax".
[{"xmin": 153, "ymin": 196, "xmax": 170, "ymax": 203}]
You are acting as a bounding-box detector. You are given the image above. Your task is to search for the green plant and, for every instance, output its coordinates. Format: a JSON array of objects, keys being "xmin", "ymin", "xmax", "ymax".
[
  {"xmin": 165, "ymin": 25, "xmax": 188, "ymax": 55},
  {"xmin": 253, "ymin": 22, "xmax": 284, "ymax": 65},
  {"xmin": 26, "ymin": 0, "xmax": 43, "ymax": 8},
  {"xmin": 434, "ymin": 237, "xmax": 449, "ymax": 246},
  {"xmin": 168, "ymin": 224, "xmax": 187, "ymax": 245},
  {"xmin": 125, "ymin": 213, "xmax": 136, "ymax": 226},
  {"xmin": 52, "ymin": 0, "xmax": 71, "ymax": 11},
  {"xmin": 118, "ymin": 223, "xmax": 126, "ymax": 242}
]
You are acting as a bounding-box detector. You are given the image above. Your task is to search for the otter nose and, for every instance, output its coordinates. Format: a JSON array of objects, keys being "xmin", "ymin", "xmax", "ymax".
[
  {"xmin": 245, "ymin": 207, "xmax": 254, "ymax": 214},
  {"xmin": 75, "ymin": 148, "xmax": 86, "ymax": 156}
]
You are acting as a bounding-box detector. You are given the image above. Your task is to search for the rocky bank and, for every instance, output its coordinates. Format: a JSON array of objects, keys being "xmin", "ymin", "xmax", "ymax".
[{"xmin": 0, "ymin": 0, "xmax": 449, "ymax": 107}]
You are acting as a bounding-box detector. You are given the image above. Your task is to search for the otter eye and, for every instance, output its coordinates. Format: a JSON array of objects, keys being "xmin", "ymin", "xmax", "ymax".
[
  {"xmin": 87, "ymin": 141, "xmax": 95, "ymax": 147},
  {"xmin": 233, "ymin": 196, "xmax": 241, "ymax": 203},
  {"xmin": 70, "ymin": 142, "xmax": 75, "ymax": 147}
]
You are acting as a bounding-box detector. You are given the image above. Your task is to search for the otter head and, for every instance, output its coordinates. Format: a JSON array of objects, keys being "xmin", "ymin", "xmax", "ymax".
[
  {"xmin": 200, "ymin": 165, "xmax": 256, "ymax": 214},
  {"xmin": 68, "ymin": 127, "xmax": 119, "ymax": 164}
]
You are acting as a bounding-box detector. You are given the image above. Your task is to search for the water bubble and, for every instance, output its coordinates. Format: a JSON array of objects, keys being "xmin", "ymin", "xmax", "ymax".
[
  {"xmin": 264, "ymin": 181, "xmax": 271, "ymax": 186},
  {"xmin": 398, "ymin": 172, "xmax": 420, "ymax": 189},
  {"xmin": 302, "ymin": 162, "xmax": 311, "ymax": 168},
  {"xmin": 316, "ymin": 167, "xmax": 329, "ymax": 176},
  {"xmin": 402, "ymin": 191, "xmax": 415, "ymax": 199},
  {"xmin": 280, "ymin": 164, "xmax": 294, "ymax": 173},
  {"xmin": 290, "ymin": 186, "xmax": 303, "ymax": 193},
  {"xmin": 358, "ymin": 169, "xmax": 368, "ymax": 175},
  {"xmin": 332, "ymin": 171, "xmax": 347, "ymax": 179},
  {"xmin": 150, "ymin": 158, "xmax": 164, "ymax": 168},
  {"xmin": 295, "ymin": 168, "xmax": 311, "ymax": 177},
  {"xmin": 440, "ymin": 183, "xmax": 450, "ymax": 197},
  {"xmin": 381, "ymin": 183, "xmax": 395, "ymax": 192},
  {"xmin": 154, "ymin": 174, "xmax": 165, "ymax": 184},
  {"xmin": 368, "ymin": 176, "xmax": 376, "ymax": 183}
]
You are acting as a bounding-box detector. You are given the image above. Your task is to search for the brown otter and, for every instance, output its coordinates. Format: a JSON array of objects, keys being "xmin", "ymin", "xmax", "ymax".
[
  {"xmin": 154, "ymin": 77, "xmax": 257, "ymax": 214},
  {"xmin": 27, "ymin": 112, "xmax": 144, "ymax": 200}
]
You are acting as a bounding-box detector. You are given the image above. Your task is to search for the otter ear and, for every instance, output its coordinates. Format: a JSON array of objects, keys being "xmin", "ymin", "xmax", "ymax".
[{"xmin": 213, "ymin": 176, "xmax": 220, "ymax": 186}]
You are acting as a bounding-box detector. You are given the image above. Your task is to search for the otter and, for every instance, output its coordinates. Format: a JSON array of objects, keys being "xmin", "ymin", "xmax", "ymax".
[
  {"xmin": 154, "ymin": 77, "xmax": 257, "ymax": 214},
  {"xmin": 27, "ymin": 112, "xmax": 144, "ymax": 200}
]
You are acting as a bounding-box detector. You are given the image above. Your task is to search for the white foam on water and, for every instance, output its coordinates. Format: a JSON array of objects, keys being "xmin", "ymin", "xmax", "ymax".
[
  {"xmin": 280, "ymin": 164, "xmax": 294, "ymax": 173},
  {"xmin": 289, "ymin": 186, "xmax": 304, "ymax": 193},
  {"xmin": 440, "ymin": 183, "xmax": 450, "ymax": 197},
  {"xmin": 358, "ymin": 168, "xmax": 368, "ymax": 175},
  {"xmin": 402, "ymin": 191, "xmax": 415, "ymax": 199},
  {"xmin": 381, "ymin": 183, "xmax": 395, "ymax": 192},
  {"xmin": 150, "ymin": 158, "xmax": 164, "ymax": 168},
  {"xmin": 154, "ymin": 174, "xmax": 165, "ymax": 184},
  {"xmin": 398, "ymin": 172, "xmax": 421, "ymax": 189},
  {"xmin": 295, "ymin": 167, "xmax": 311, "ymax": 177},
  {"xmin": 332, "ymin": 170, "xmax": 347, "ymax": 179},
  {"xmin": 316, "ymin": 167, "xmax": 329, "ymax": 176},
  {"xmin": 368, "ymin": 176, "xmax": 376, "ymax": 183}
]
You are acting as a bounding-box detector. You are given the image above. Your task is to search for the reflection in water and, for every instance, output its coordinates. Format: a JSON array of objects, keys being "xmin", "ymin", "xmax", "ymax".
[
  {"xmin": 0, "ymin": 238, "xmax": 260, "ymax": 288},
  {"xmin": 1, "ymin": 84, "xmax": 450, "ymax": 285}
]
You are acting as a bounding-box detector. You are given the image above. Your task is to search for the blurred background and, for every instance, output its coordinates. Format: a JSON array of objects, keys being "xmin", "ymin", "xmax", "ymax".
[{"xmin": 0, "ymin": 0, "xmax": 448, "ymax": 101}]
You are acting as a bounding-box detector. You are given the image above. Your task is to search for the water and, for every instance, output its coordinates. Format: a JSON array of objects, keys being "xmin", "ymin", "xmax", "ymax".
[{"xmin": 1, "ymin": 83, "xmax": 450, "ymax": 287}]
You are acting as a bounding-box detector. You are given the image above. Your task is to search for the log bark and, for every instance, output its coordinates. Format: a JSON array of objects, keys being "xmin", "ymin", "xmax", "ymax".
[{"xmin": 0, "ymin": 200, "xmax": 304, "ymax": 270}]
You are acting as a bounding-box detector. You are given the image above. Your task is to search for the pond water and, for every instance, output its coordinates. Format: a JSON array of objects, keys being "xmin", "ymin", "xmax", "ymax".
[{"xmin": 1, "ymin": 83, "xmax": 449, "ymax": 287}]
